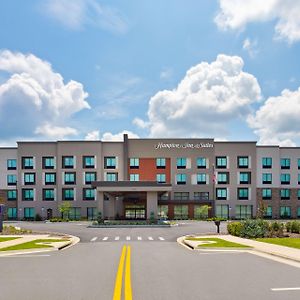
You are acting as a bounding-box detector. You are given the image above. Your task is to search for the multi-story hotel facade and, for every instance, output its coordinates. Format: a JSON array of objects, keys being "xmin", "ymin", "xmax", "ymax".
[{"xmin": 0, "ymin": 134, "xmax": 300, "ymax": 220}]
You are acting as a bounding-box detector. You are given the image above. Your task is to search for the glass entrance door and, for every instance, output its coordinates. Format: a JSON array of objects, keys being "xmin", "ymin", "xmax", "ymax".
[{"xmin": 125, "ymin": 204, "xmax": 146, "ymax": 219}]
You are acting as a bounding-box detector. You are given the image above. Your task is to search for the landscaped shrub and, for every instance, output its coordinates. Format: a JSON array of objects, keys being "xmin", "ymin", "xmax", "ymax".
[
  {"xmin": 290, "ymin": 221, "xmax": 300, "ymax": 233},
  {"xmin": 239, "ymin": 219, "xmax": 269, "ymax": 238},
  {"xmin": 227, "ymin": 222, "xmax": 243, "ymax": 236},
  {"xmin": 35, "ymin": 214, "xmax": 42, "ymax": 221},
  {"xmin": 286, "ymin": 221, "xmax": 292, "ymax": 232},
  {"xmin": 268, "ymin": 221, "xmax": 284, "ymax": 237}
]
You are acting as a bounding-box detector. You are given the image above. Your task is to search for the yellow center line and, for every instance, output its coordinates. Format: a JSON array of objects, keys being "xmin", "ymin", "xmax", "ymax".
[
  {"xmin": 125, "ymin": 246, "xmax": 132, "ymax": 300},
  {"xmin": 112, "ymin": 245, "xmax": 133, "ymax": 300},
  {"xmin": 113, "ymin": 245, "xmax": 127, "ymax": 300}
]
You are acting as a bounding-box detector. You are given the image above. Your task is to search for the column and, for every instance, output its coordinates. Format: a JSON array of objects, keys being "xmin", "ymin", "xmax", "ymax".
[
  {"xmin": 97, "ymin": 191, "xmax": 104, "ymax": 218},
  {"xmin": 146, "ymin": 191, "xmax": 158, "ymax": 219}
]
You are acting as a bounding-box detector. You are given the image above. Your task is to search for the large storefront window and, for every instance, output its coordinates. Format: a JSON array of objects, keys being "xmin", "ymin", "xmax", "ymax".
[
  {"xmin": 216, "ymin": 205, "xmax": 229, "ymax": 219},
  {"xmin": 68, "ymin": 207, "xmax": 81, "ymax": 220},
  {"xmin": 235, "ymin": 205, "xmax": 252, "ymax": 219},
  {"xmin": 174, "ymin": 205, "xmax": 188, "ymax": 219}
]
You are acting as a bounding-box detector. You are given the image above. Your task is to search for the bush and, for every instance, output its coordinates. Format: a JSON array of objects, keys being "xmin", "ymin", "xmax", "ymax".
[
  {"xmin": 286, "ymin": 221, "xmax": 292, "ymax": 232},
  {"xmin": 97, "ymin": 212, "xmax": 104, "ymax": 225},
  {"xmin": 239, "ymin": 219, "xmax": 269, "ymax": 238},
  {"xmin": 227, "ymin": 222, "xmax": 243, "ymax": 236},
  {"xmin": 290, "ymin": 221, "xmax": 300, "ymax": 233},
  {"xmin": 35, "ymin": 214, "xmax": 42, "ymax": 221},
  {"xmin": 268, "ymin": 221, "xmax": 284, "ymax": 237}
]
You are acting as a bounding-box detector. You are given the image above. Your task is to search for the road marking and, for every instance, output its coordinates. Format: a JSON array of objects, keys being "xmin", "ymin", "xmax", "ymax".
[
  {"xmin": 137, "ymin": 237, "xmax": 142, "ymax": 241},
  {"xmin": 271, "ymin": 287, "xmax": 300, "ymax": 291},
  {"xmin": 148, "ymin": 237, "xmax": 153, "ymax": 241},
  {"xmin": 91, "ymin": 237, "xmax": 98, "ymax": 242},
  {"xmin": 158, "ymin": 237, "xmax": 165, "ymax": 241},
  {"xmin": 113, "ymin": 246, "xmax": 127, "ymax": 300},
  {"xmin": 125, "ymin": 246, "xmax": 132, "ymax": 300},
  {"xmin": 103, "ymin": 237, "xmax": 108, "ymax": 241},
  {"xmin": 115, "ymin": 236, "xmax": 120, "ymax": 241},
  {"xmin": 126, "ymin": 236, "xmax": 131, "ymax": 241}
]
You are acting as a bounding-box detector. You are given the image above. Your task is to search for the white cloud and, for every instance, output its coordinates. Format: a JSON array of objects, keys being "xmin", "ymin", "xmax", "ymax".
[
  {"xmin": 132, "ymin": 117, "xmax": 149, "ymax": 129},
  {"xmin": 35, "ymin": 123, "xmax": 78, "ymax": 139},
  {"xmin": 248, "ymin": 87, "xmax": 300, "ymax": 146},
  {"xmin": 85, "ymin": 130, "xmax": 100, "ymax": 140},
  {"xmin": 142, "ymin": 54, "xmax": 261, "ymax": 138},
  {"xmin": 0, "ymin": 50, "xmax": 90, "ymax": 139},
  {"xmin": 243, "ymin": 38, "xmax": 259, "ymax": 58},
  {"xmin": 215, "ymin": 0, "xmax": 300, "ymax": 43},
  {"xmin": 102, "ymin": 130, "xmax": 139, "ymax": 141},
  {"xmin": 160, "ymin": 67, "xmax": 173, "ymax": 80},
  {"xmin": 42, "ymin": 0, "xmax": 128, "ymax": 33}
]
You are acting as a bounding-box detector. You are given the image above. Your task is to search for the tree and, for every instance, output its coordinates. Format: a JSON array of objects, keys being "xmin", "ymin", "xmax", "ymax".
[
  {"xmin": 59, "ymin": 202, "xmax": 72, "ymax": 220},
  {"xmin": 256, "ymin": 199, "xmax": 267, "ymax": 219},
  {"xmin": 198, "ymin": 205, "xmax": 209, "ymax": 220}
]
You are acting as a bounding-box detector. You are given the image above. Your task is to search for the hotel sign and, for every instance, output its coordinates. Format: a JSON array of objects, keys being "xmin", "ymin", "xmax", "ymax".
[{"xmin": 154, "ymin": 142, "xmax": 213, "ymax": 150}]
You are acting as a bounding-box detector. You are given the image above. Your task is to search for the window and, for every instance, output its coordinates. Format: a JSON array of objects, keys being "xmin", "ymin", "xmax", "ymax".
[
  {"xmin": 262, "ymin": 189, "xmax": 272, "ymax": 200},
  {"xmin": 238, "ymin": 188, "xmax": 249, "ymax": 200},
  {"xmin": 235, "ymin": 205, "xmax": 252, "ymax": 219},
  {"xmin": 45, "ymin": 173, "xmax": 56, "ymax": 185},
  {"xmin": 7, "ymin": 208, "xmax": 17, "ymax": 220},
  {"xmin": 7, "ymin": 190, "xmax": 17, "ymax": 201},
  {"xmin": 7, "ymin": 174, "xmax": 17, "ymax": 186},
  {"xmin": 156, "ymin": 174, "xmax": 166, "ymax": 183},
  {"xmin": 216, "ymin": 156, "xmax": 227, "ymax": 169},
  {"xmin": 42, "ymin": 157, "xmax": 55, "ymax": 169},
  {"xmin": 262, "ymin": 173, "xmax": 272, "ymax": 184},
  {"xmin": 129, "ymin": 158, "xmax": 139, "ymax": 169},
  {"xmin": 298, "ymin": 189, "xmax": 300, "ymax": 200},
  {"xmin": 217, "ymin": 172, "xmax": 229, "ymax": 184},
  {"xmin": 22, "ymin": 157, "xmax": 34, "ymax": 169},
  {"xmin": 158, "ymin": 193, "xmax": 169, "ymax": 201},
  {"xmin": 176, "ymin": 158, "xmax": 186, "ymax": 169},
  {"xmin": 197, "ymin": 157, "xmax": 206, "ymax": 169},
  {"xmin": 87, "ymin": 207, "xmax": 97, "ymax": 220},
  {"xmin": 298, "ymin": 174, "xmax": 300, "ymax": 185},
  {"xmin": 63, "ymin": 188, "xmax": 74, "ymax": 201},
  {"xmin": 24, "ymin": 208, "xmax": 35, "ymax": 220},
  {"xmin": 196, "ymin": 173, "xmax": 206, "ymax": 184},
  {"xmin": 298, "ymin": 159, "xmax": 300, "ymax": 170},
  {"xmin": 68, "ymin": 207, "xmax": 81, "ymax": 220},
  {"xmin": 83, "ymin": 188, "xmax": 95, "ymax": 200},
  {"xmin": 130, "ymin": 174, "xmax": 139, "ymax": 181},
  {"xmin": 62, "ymin": 156, "xmax": 74, "ymax": 169},
  {"xmin": 85, "ymin": 172, "xmax": 97, "ymax": 184},
  {"xmin": 280, "ymin": 189, "xmax": 290, "ymax": 200},
  {"xmin": 264, "ymin": 206, "xmax": 272, "ymax": 218},
  {"xmin": 238, "ymin": 156, "xmax": 249, "ymax": 168},
  {"xmin": 194, "ymin": 192, "xmax": 209, "ymax": 201},
  {"xmin": 216, "ymin": 188, "xmax": 227, "ymax": 200},
  {"xmin": 280, "ymin": 206, "xmax": 291, "ymax": 218},
  {"xmin": 174, "ymin": 205, "xmax": 188, "ymax": 219},
  {"xmin": 216, "ymin": 205, "xmax": 229, "ymax": 219},
  {"xmin": 281, "ymin": 158, "xmax": 290, "ymax": 169},
  {"xmin": 239, "ymin": 172, "xmax": 251, "ymax": 184},
  {"xmin": 297, "ymin": 207, "xmax": 300, "ymax": 218},
  {"xmin": 176, "ymin": 173, "xmax": 187, "ymax": 185},
  {"xmin": 24, "ymin": 173, "xmax": 35, "ymax": 185},
  {"xmin": 104, "ymin": 157, "xmax": 116, "ymax": 169},
  {"xmin": 22, "ymin": 189, "xmax": 34, "ymax": 201},
  {"xmin": 280, "ymin": 174, "xmax": 290, "ymax": 185},
  {"xmin": 106, "ymin": 172, "xmax": 118, "ymax": 181},
  {"xmin": 158, "ymin": 205, "xmax": 168, "ymax": 219},
  {"xmin": 43, "ymin": 189, "xmax": 55, "ymax": 201},
  {"xmin": 156, "ymin": 158, "xmax": 166, "ymax": 169},
  {"xmin": 7, "ymin": 159, "xmax": 17, "ymax": 170},
  {"xmin": 64, "ymin": 172, "xmax": 76, "ymax": 185},
  {"xmin": 262, "ymin": 157, "xmax": 272, "ymax": 169},
  {"xmin": 83, "ymin": 156, "xmax": 95, "ymax": 168},
  {"xmin": 174, "ymin": 192, "xmax": 189, "ymax": 200}
]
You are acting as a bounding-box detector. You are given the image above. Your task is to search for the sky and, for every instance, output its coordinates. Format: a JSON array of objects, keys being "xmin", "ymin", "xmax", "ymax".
[{"xmin": 1, "ymin": 0, "xmax": 300, "ymax": 146}]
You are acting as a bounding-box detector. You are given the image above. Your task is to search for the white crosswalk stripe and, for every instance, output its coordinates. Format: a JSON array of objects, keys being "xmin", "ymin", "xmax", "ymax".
[
  {"xmin": 91, "ymin": 236, "xmax": 166, "ymax": 242},
  {"xmin": 115, "ymin": 236, "xmax": 120, "ymax": 241},
  {"xmin": 137, "ymin": 237, "xmax": 142, "ymax": 241},
  {"xmin": 102, "ymin": 237, "xmax": 108, "ymax": 241},
  {"xmin": 158, "ymin": 237, "xmax": 165, "ymax": 241},
  {"xmin": 91, "ymin": 237, "xmax": 98, "ymax": 242},
  {"xmin": 148, "ymin": 237, "xmax": 154, "ymax": 241},
  {"xmin": 126, "ymin": 236, "xmax": 131, "ymax": 241}
]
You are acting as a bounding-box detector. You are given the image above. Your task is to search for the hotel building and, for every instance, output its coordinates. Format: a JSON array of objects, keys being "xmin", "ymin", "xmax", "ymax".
[{"xmin": 0, "ymin": 135, "xmax": 299, "ymax": 220}]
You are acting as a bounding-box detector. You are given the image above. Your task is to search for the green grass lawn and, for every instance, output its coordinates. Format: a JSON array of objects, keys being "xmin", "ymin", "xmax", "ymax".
[
  {"xmin": 0, "ymin": 237, "xmax": 21, "ymax": 243},
  {"xmin": 185, "ymin": 237, "xmax": 251, "ymax": 248},
  {"xmin": 255, "ymin": 238, "xmax": 300, "ymax": 249},
  {"xmin": 0, "ymin": 239, "xmax": 68, "ymax": 251}
]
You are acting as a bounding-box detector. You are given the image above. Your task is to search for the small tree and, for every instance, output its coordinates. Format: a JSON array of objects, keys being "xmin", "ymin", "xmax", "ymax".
[
  {"xmin": 199, "ymin": 205, "xmax": 209, "ymax": 220},
  {"xmin": 256, "ymin": 199, "xmax": 267, "ymax": 219},
  {"xmin": 59, "ymin": 201, "xmax": 72, "ymax": 220},
  {"xmin": 97, "ymin": 211, "xmax": 104, "ymax": 224}
]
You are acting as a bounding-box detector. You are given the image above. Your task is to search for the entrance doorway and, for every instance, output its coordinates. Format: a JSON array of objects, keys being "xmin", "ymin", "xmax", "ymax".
[{"xmin": 124, "ymin": 204, "xmax": 146, "ymax": 220}]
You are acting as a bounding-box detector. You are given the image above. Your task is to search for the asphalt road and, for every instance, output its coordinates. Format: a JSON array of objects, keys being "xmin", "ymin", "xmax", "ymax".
[{"xmin": 1, "ymin": 221, "xmax": 300, "ymax": 300}]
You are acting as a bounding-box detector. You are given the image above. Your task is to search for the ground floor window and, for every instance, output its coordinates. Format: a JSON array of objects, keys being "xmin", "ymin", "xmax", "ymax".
[
  {"xmin": 264, "ymin": 206, "xmax": 272, "ymax": 218},
  {"xmin": 68, "ymin": 207, "xmax": 81, "ymax": 220},
  {"xmin": 194, "ymin": 205, "xmax": 209, "ymax": 219},
  {"xmin": 235, "ymin": 205, "xmax": 252, "ymax": 219},
  {"xmin": 24, "ymin": 207, "xmax": 35, "ymax": 220},
  {"xmin": 158, "ymin": 205, "xmax": 168, "ymax": 219},
  {"xmin": 174, "ymin": 205, "xmax": 188, "ymax": 219},
  {"xmin": 280, "ymin": 206, "xmax": 291, "ymax": 218},
  {"xmin": 87, "ymin": 207, "xmax": 97, "ymax": 220},
  {"xmin": 7, "ymin": 207, "xmax": 17, "ymax": 220},
  {"xmin": 125, "ymin": 204, "xmax": 146, "ymax": 219},
  {"xmin": 297, "ymin": 207, "xmax": 300, "ymax": 218},
  {"xmin": 216, "ymin": 205, "xmax": 229, "ymax": 219}
]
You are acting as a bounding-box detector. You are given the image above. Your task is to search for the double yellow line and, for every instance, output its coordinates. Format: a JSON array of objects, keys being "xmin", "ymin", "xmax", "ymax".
[{"xmin": 113, "ymin": 245, "xmax": 132, "ymax": 300}]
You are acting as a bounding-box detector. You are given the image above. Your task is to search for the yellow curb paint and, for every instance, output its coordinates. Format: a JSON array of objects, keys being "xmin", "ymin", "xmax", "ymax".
[
  {"xmin": 125, "ymin": 246, "xmax": 132, "ymax": 300},
  {"xmin": 113, "ymin": 245, "xmax": 127, "ymax": 300}
]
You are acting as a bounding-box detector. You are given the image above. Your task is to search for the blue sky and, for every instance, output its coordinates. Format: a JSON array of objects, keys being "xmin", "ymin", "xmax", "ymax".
[{"xmin": 1, "ymin": 0, "xmax": 300, "ymax": 145}]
